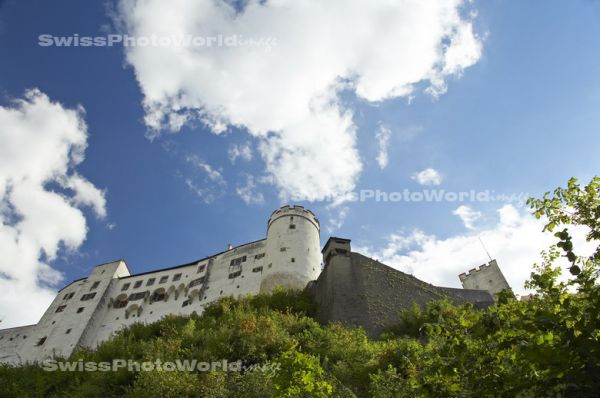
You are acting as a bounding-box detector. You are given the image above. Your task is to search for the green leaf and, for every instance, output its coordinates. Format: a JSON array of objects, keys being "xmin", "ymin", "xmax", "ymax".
[{"xmin": 569, "ymin": 265, "xmax": 581, "ymax": 275}]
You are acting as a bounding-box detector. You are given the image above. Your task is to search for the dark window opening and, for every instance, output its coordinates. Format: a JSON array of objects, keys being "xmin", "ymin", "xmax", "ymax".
[
  {"xmin": 81, "ymin": 293, "xmax": 96, "ymax": 301},
  {"xmin": 151, "ymin": 291, "xmax": 166, "ymax": 302},
  {"xmin": 55, "ymin": 305, "xmax": 66, "ymax": 313},
  {"xmin": 159, "ymin": 276, "xmax": 169, "ymax": 284},
  {"xmin": 121, "ymin": 283, "xmax": 131, "ymax": 291},
  {"xmin": 230, "ymin": 256, "xmax": 247, "ymax": 267},
  {"xmin": 189, "ymin": 277, "xmax": 205, "ymax": 288},
  {"xmin": 128, "ymin": 292, "xmax": 147, "ymax": 301},
  {"xmin": 90, "ymin": 281, "xmax": 100, "ymax": 290},
  {"xmin": 76, "ymin": 307, "xmax": 84, "ymax": 313},
  {"xmin": 228, "ymin": 270, "xmax": 242, "ymax": 279},
  {"xmin": 114, "ymin": 299, "xmax": 128, "ymax": 309},
  {"xmin": 133, "ymin": 281, "xmax": 143, "ymax": 288},
  {"xmin": 36, "ymin": 337, "xmax": 47, "ymax": 346}
]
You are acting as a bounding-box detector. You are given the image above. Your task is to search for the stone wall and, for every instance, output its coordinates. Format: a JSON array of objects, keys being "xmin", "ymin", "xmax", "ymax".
[{"xmin": 308, "ymin": 251, "xmax": 494, "ymax": 338}]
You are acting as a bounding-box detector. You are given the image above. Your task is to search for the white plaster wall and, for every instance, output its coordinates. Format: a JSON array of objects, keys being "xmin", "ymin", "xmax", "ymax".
[{"xmin": 88, "ymin": 240, "xmax": 269, "ymax": 348}]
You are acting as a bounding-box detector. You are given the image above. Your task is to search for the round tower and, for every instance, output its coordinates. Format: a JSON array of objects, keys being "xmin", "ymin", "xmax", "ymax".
[{"xmin": 260, "ymin": 205, "xmax": 322, "ymax": 292}]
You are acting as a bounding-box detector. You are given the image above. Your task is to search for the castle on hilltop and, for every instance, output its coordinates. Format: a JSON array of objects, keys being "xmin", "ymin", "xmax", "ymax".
[{"xmin": 0, "ymin": 205, "xmax": 510, "ymax": 364}]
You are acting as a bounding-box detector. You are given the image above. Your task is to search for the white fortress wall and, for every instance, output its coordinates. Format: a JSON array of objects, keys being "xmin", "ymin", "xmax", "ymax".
[{"xmin": 0, "ymin": 205, "xmax": 322, "ymax": 364}]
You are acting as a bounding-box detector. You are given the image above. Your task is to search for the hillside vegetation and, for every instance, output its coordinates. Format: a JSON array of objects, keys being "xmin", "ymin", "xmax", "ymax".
[{"xmin": 1, "ymin": 178, "xmax": 599, "ymax": 398}]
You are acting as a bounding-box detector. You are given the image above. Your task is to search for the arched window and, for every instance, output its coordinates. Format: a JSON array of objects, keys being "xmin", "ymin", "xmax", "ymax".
[
  {"xmin": 113, "ymin": 294, "xmax": 128, "ymax": 309},
  {"xmin": 150, "ymin": 288, "xmax": 166, "ymax": 303}
]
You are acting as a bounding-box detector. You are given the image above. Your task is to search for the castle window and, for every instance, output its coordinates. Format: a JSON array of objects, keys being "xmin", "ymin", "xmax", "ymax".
[
  {"xmin": 35, "ymin": 337, "xmax": 47, "ymax": 346},
  {"xmin": 114, "ymin": 299, "xmax": 128, "ymax": 309},
  {"xmin": 289, "ymin": 224, "xmax": 296, "ymax": 229},
  {"xmin": 56, "ymin": 305, "xmax": 66, "ymax": 313},
  {"xmin": 254, "ymin": 253, "xmax": 265, "ymax": 259},
  {"xmin": 133, "ymin": 281, "xmax": 142, "ymax": 288},
  {"xmin": 128, "ymin": 292, "xmax": 147, "ymax": 301},
  {"xmin": 159, "ymin": 276, "xmax": 168, "ymax": 284},
  {"xmin": 189, "ymin": 277, "xmax": 205, "ymax": 288},
  {"xmin": 122, "ymin": 283, "xmax": 130, "ymax": 291},
  {"xmin": 77, "ymin": 307, "xmax": 84, "ymax": 313},
  {"xmin": 228, "ymin": 270, "xmax": 242, "ymax": 279},
  {"xmin": 280, "ymin": 247, "xmax": 286, "ymax": 252},
  {"xmin": 197, "ymin": 264, "xmax": 206, "ymax": 273},
  {"xmin": 65, "ymin": 329, "xmax": 71, "ymax": 334},
  {"xmin": 151, "ymin": 290, "xmax": 166, "ymax": 302},
  {"xmin": 173, "ymin": 273, "xmax": 182, "ymax": 282},
  {"xmin": 90, "ymin": 281, "xmax": 100, "ymax": 290},
  {"xmin": 81, "ymin": 293, "xmax": 97, "ymax": 301},
  {"xmin": 230, "ymin": 256, "xmax": 246, "ymax": 267},
  {"xmin": 182, "ymin": 300, "xmax": 190, "ymax": 307},
  {"xmin": 146, "ymin": 278, "xmax": 156, "ymax": 286},
  {"xmin": 291, "ymin": 258, "xmax": 295, "ymax": 263},
  {"xmin": 252, "ymin": 266, "xmax": 263, "ymax": 273},
  {"xmin": 63, "ymin": 292, "xmax": 75, "ymax": 300}
]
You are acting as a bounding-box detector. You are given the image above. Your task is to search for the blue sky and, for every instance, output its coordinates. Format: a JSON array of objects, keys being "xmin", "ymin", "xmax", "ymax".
[{"xmin": 1, "ymin": 0, "xmax": 599, "ymax": 326}]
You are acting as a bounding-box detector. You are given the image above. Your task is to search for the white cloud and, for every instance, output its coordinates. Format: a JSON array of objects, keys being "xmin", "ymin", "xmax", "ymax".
[
  {"xmin": 184, "ymin": 155, "xmax": 226, "ymax": 203},
  {"xmin": 236, "ymin": 174, "xmax": 264, "ymax": 205},
  {"xmin": 0, "ymin": 89, "xmax": 106, "ymax": 327},
  {"xmin": 327, "ymin": 206, "xmax": 349, "ymax": 234},
  {"xmin": 185, "ymin": 155, "xmax": 226, "ymax": 186},
  {"xmin": 375, "ymin": 125, "xmax": 392, "ymax": 169},
  {"xmin": 64, "ymin": 174, "xmax": 107, "ymax": 219},
  {"xmin": 228, "ymin": 142, "xmax": 253, "ymax": 164},
  {"xmin": 355, "ymin": 205, "xmax": 597, "ymax": 295},
  {"xmin": 412, "ymin": 168, "xmax": 443, "ymax": 186},
  {"xmin": 453, "ymin": 205, "xmax": 481, "ymax": 229},
  {"xmin": 116, "ymin": 0, "xmax": 482, "ymax": 201}
]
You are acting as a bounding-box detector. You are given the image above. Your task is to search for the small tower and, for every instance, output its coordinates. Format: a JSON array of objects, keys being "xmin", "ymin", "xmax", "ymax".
[
  {"xmin": 322, "ymin": 237, "xmax": 351, "ymax": 267},
  {"xmin": 459, "ymin": 259, "xmax": 511, "ymax": 296},
  {"xmin": 260, "ymin": 205, "xmax": 321, "ymax": 292}
]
